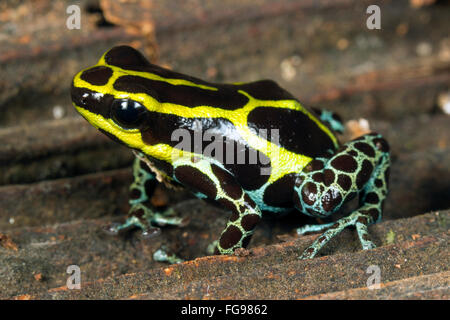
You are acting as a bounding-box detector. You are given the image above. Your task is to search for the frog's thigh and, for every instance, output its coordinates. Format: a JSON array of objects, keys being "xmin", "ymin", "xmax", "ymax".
[
  {"xmin": 173, "ymin": 159, "xmax": 262, "ymax": 255},
  {"xmin": 295, "ymin": 133, "xmax": 390, "ymax": 258}
]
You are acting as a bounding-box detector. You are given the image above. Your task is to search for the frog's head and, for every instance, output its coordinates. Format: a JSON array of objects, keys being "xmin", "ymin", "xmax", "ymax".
[{"xmin": 71, "ymin": 46, "xmax": 161, "ymax": 149}]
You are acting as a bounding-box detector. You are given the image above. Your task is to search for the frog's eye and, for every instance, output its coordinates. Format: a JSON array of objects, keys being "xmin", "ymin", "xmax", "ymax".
[{"xmin": 111, "ymin": 99, "xmax": 148, "ymax": 129}]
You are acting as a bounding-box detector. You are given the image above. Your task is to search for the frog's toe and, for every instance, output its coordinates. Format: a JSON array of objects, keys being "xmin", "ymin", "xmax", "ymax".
[
  {"xmin": 298, "ymin": 210, "xmax": 380, "ymax": 259},
  {"xmin": 103, "ymin": 215, "xmax": 155, "ymax": 238},
  {"xmin": 356, "ymin": 221, "xmax": 377, "ymax": 250},
  {"xmin": 102, "ymin": 222, "xmax": 134, "ymax": 236},
  {"xmin": 296, "ymin": 222, "xmax": 335, "ymax": 236},
  {"xmin": 140, "ymin": 226, "xmax": 161, "ymax": 239},
  {"xmin": 151, "ymin": 210, "xmax": 190, "ymax": 227},
  {"xmin": 153, "ymin": 247, "xmax": 184, "ymax": 264}
]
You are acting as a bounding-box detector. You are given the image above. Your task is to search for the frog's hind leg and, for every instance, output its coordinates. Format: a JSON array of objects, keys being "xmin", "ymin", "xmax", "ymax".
[
  {"xmin": 311, "ymin": 107, "xmax": 345, "ymax": 134},
  {"xmin": 171, "ymin": 158, "xmax": 262, "ymax": 255},
  {"xmin": 104, "ymin": 156, "xmax": 187, "ymax": 238},
  {"xmin": 293, "ymin": 133, "xmax": 390, "ymax": 259}
]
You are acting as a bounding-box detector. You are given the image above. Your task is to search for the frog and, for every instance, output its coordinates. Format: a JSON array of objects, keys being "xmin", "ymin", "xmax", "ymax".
[{"xmin": 71, "ymin": 45, "xmax": 390, "ymax": 260}]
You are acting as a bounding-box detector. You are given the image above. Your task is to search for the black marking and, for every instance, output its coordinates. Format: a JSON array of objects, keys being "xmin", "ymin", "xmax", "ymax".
[
  {"xmin": 130, "ymin": 188, "xmax": 141, "ymax": 200},
  {"xmin": 347, "ymin": 150, "xmax": 358, "ymax": 157},
  {"xmin": 354, "ymin": 142, "xmax": 375, "ymax": 157},
  {"xmin": 235, "ymin": 80, "xmax": 296, "ymax": 100},
  {"xmin": 106, "ymin": 46, "xmax": 298, "ymax": 104},
  {"xmin": 229, "ymin": 210, "xmax": 240, "ymax": 222},
  {"xmin": 104, "ymin": 46, "xmax": 215, "ymax": 86},
  {"xmin": 243, "ymin": 194, "xmax": 256, "ymax": 207},
  {"xmin": 367, "ymin": 208, "xmax": 380, "ymax": 221},
  {"xmin": 337, "ymin": 174, "xmax": 352, "ymax": 191},
  {"xmin": 241, "ymin": 214, "xmax": 261, "ymax": 232},
  {"xmin": 247, "ymin": 107, "xmax": 336, "ymax": 158},
  {"xmin": 304, "ymin": 159, "xmax": 324, "ymax": 173},
  {"xmin": 330, "ymin": 155, "xmax": 358, "ymax": 173},
  {"xmin": 80, "ymin": 66, "xmax": 113, "ymax": 86},
  {"xmin": 104, "ymin": 46, "xmax": 151, "ymax": 70},
  {"xmin": 219, "ymin": 225, "xmax": 243, "ymax": 249},
  {"xmin": 365, "ymin": 192, "xmax": 379, "ymax": 204},
  {"xmin": 174, "ymin": 165, "xmax": 217, "ymax": 199},
  {"xmin": 302, "ymin": 182, "xmax": 317, "ymax": 206},
  {"xmin": 374, "ymin": 179, "xmax": 383, "ymax": 188},
  {"xmin": 144, "ymin": 154, "xmax": 175, "ymax": 177},
  {"xmin": 114, "ymin": 75, "xmax": 249, "ymax": 110},
  {"xmin": 312, "ymin": 172, "xmax": 324, "ymax": 183},
  {"xmin": 263, "ymin": 173, "xmax": 296, "ymax": 208},
  {"xmin": 356, "ymin": 160, "xmax": 374, "ymax": 189},
  {"xmin": 321, "ymin": 189, "xmax": 342, "ymax": 212},
  {"xmin": 323, "ymin": 169, "xmax": 335, "ymax": 187},
  {"xmin": 211, "ymin": 164, "xmax": 243, "ymax": 200}
]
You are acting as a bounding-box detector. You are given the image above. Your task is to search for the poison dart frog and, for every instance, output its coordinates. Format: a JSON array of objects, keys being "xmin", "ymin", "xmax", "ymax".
[{"xmin": 71, "ymin": 46, "xmax": 390, "ymax": 260}]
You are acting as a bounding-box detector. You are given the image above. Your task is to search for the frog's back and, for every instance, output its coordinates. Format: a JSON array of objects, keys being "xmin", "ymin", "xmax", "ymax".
[{"xmin": 99, "ymin": 45, "xmax": 337, "ymax": 157}]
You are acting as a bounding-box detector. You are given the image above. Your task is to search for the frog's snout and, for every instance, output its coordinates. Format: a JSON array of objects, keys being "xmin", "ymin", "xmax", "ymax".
[{"xmin": 71, "ymin": 78, "xmax": 112, "ymax": 119}]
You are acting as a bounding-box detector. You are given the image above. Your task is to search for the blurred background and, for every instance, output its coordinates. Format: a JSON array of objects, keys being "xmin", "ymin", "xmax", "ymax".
[{"xmin": 0, "ymin": 0, "xmax": 449, "ymax": 299}]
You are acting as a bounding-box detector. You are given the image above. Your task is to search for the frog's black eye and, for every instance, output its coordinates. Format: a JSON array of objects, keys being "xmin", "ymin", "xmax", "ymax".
[{"xmin": 111, "ymin": 99, "xmax": 148, "ymax": 129}]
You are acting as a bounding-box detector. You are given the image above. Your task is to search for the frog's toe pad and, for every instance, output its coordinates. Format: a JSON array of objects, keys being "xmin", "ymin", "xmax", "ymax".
[
  {"xmin": 153, "ymin": 248, "xmax": 184, "ymax": 264},
  {"xmin": 140, "ymin": 227, "xmax": 161, "ymax": 239},
  {"xmin": 151, "ymin": 210, "xmax": 191, "ymax": 227},
  {"xmin": 362, "ymin": 241, "xmax": 376, "ymax": 250},
  {"xmin": 102, "ymin": 222, "xmax": 132, "ymax": 236}
]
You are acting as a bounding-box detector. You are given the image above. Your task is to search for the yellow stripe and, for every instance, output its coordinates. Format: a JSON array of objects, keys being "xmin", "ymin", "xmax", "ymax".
[{"xmin": 98, "ymin": 51, "xmax": 218, "ymax": 91}]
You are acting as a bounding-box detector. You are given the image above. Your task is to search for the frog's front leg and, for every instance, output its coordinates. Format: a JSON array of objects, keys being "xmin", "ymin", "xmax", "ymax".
[
  {"xmin": 172, "ymin": 158, "xmax": 262, "ymax": 255},
  {"xmin": 105, "ymin": 156, "xmax": 187, "ymax": 238},
  {"xmin": 293, "ymin": 133, "xmax": 390, "ymax": 259}
]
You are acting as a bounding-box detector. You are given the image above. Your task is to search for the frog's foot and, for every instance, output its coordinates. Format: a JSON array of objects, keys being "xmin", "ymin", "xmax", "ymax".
[
  {"xmin": 153, "ymin": 247, "xmax": 184, "ymax": 264},
  {"xmin": 296, "ymin": 222, "xmax": 335, "ymax": 235},
  {"xmin": 149, "ymin": 207, "xmax": 190, "ymax": 227},
  {"xmin": 298, "ymin": 210, "xmax": 377, "ymax": 260},
  {"xmin": 104, "ymin": 204, "xmax": 189, "ymax": 238},
  {"xmin": 103, "ymin": 215, "xmax": 162, "ymax": 238},
  {"xmin": 293, "ymin": 133, "xmax": 390, "ymax": 259}
]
